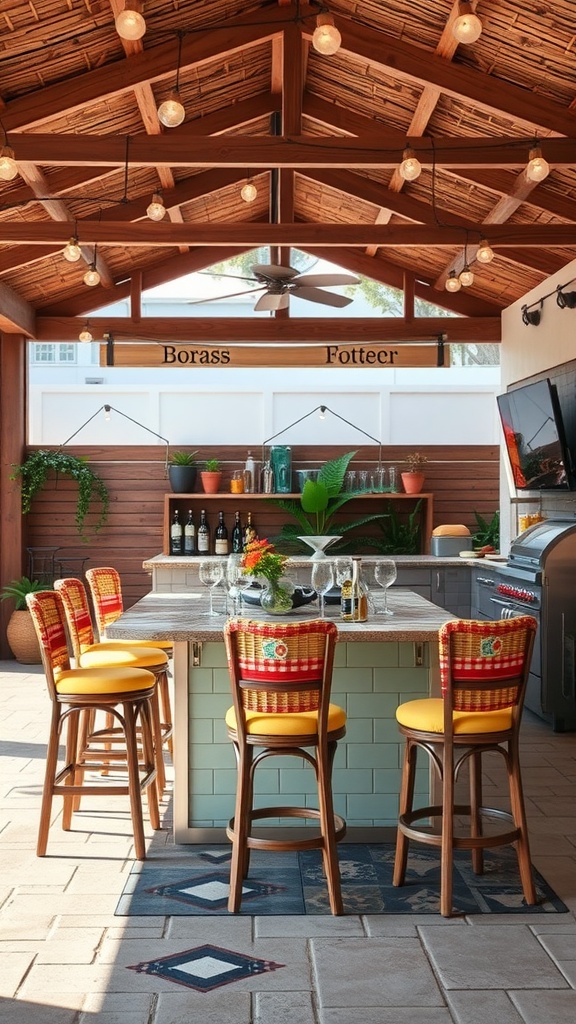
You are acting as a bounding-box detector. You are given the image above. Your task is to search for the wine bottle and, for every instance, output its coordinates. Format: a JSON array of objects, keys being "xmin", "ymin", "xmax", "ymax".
[
  {"xmin": 170, "ymin": 509, "xmax": 183, "ymax": 556},
  {"xmin": 340, "ymin": 567, "xmax": 354, "ymax": 621},
  {"xmin": 340, "ymin": 558, "xmax": 368, "ymax": 622},
  {"xmin": 197, "ymin": 509, "xmax": 210, "ymax": 554},
  {"xmin": 243, "ymin": 450, "xmax": 256, "ymax": 493},
  {"xmin": 184, "ymin": 509, "xmax": 195, "ymax": 555},
  {"xmin": 231, "ymin": 511, "xmax": 243, "ymax": 553},
  {"xmin": 214, "ymin": 510, "xmax": 229, "ymax": 555},
  {"xmin": 243, "ymin": 511, "xmax": 257, "ymax": 547}
]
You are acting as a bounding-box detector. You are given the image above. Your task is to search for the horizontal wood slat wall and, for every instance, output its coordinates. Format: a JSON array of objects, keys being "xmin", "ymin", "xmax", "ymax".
[{"xmin": 20, "ymin": 444, "xmax": 499, "ymax": 610}]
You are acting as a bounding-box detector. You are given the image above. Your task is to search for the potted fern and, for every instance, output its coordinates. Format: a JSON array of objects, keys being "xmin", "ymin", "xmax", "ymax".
[
  {"xmin": 168, "ymin": 450, "xmax": 198, "ymax": 493},
  {"xmin": 0, "ymin": 576, "xmax": 50, "ymax": 663}
]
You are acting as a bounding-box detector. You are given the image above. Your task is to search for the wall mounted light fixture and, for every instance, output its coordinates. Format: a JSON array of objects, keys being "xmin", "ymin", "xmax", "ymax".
[
  {"xmin": 521, "ymin": 302, "xmax": 542, "ymax": 327},
  {"xmin": 556, "ymin": 285, "xmax": 576, "ymax": 309}
]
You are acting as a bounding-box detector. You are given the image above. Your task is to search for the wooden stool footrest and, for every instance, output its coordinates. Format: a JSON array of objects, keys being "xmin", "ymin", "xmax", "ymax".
[
  {"xmin": 227, "ymin": 805, "xmax": 346, "ymax": 852},
  {"xmin": 399, "ymin": 804, "xmax": 521, "ymax": 850}
]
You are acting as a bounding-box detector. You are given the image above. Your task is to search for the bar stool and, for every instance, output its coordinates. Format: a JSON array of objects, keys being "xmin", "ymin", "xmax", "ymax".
[
  {"xmin": 224, "ymin": 617, "xmax": 347, "ymax": 915},
  {"xmin": 26, "ymin": 590, "xmax": 159, "ymax": 860},
  {"xmin": 86, "ymin": 566, "xmax": 173, "ymax": 759},
  {"xmin": 54, "ymin": 577, "xmax": 171, "ymax": 796},
  {"xmin": 393, "ymin": 615, "xmax": 538, "ymax": 917}
]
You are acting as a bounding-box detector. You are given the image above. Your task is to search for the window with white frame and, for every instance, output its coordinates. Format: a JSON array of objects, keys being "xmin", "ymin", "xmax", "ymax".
[{"xmin": 31, "ymin": 343, "xmax": 77, "ymax": 364}]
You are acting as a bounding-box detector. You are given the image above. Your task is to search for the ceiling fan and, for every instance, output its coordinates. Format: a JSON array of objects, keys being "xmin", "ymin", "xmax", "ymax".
[{"xmin": 193, "ymin": 262, "xmax": 359, "ymax": 311}]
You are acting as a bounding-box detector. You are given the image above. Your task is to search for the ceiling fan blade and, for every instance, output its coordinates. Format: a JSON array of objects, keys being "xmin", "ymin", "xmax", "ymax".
[
  {"xmin": 185, "ymin": 287, "xmax": 264, "ymax": 305},
  {"xmin": 252, "ymin": 263, "xmax": 298, "ymax": 281},
  {"xmin": 198, "ymin": 271, "xmax": 258, "ymax": 283},
  {"xmin": 254, "ymin": 291, "xmax": 289, "ymax": 311},
  {"xmin": 292, "ymin": 287, "xmax": 354, "ymax": 307},
  {"xmin": 294, "ymin": 273, "xmax": 359, "ymax": 287}
]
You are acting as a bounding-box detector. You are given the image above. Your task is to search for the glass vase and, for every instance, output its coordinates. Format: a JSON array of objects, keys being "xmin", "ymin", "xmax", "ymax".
[{"xmin": 260, "ymin": 577, "xmax": 295, "ymax": 615}]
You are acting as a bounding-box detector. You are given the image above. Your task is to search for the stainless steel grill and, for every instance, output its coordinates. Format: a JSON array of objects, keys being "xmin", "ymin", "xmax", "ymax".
[{"xmin": 472, "ymin": 518, "xmax": 576, "ymax": 732}]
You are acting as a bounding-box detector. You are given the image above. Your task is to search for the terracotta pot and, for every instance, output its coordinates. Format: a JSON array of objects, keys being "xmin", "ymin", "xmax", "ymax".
[
  {"xmin": 6, "ymin": 610, "xmax": 42, "ymax": 664},
  {"xmin": 200, "ymin": 471, "xmax": 222, "ymax": 494},
  {"xmin": 401, "ymin": 471, "xmax": 425, "ymax": 494}
]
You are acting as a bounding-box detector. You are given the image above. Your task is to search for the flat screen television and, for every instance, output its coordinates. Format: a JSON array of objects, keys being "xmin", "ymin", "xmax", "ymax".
[{"xmin": 497, "ymin": 379, "xmax": 573, "ymax": 490}]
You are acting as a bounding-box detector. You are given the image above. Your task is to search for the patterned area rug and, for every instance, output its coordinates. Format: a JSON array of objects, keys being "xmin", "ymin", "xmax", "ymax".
[{"xmin": 116, "ymin": 843, "xmax": 567, "ymax": 916}]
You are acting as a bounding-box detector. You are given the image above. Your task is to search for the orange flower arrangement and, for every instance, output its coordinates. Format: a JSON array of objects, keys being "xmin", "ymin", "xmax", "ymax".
[{"xmin": 240, "ymin": 539, "xmax": 288, "ymax": 585}]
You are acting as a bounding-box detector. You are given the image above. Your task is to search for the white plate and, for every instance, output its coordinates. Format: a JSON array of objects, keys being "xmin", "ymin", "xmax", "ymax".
[{"xmin": 484, "ymin": 553, "xmax": 507, "ymax": 562}]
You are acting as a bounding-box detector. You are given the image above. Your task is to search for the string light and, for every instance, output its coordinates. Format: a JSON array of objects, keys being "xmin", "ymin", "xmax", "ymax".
[
  {"xmin": 526, "ymin": 142, "xmax": 550, "ymax": 183},
  {"xmin": 78, "ymin": 323, "xmax": 93, "ymax": 343},
  {"xmin": 0, "ymin": 145, "xmax": 18, "ymax": 181},
  {"xmin": 452, "ymin": 1, "xmax": 482, "ymax": 44},
  {"xmin": 146, "ymin": 192, "xmax": 166, "ymax": 220},
  {"xmin": 399, "ymin": 146, "xmax": 422, "ymax": 182},
  {"xmin": 312, "ymin": 13, "xmax": 341, "ymax": 55},
  {"xmin": 445, "ymin": 271, "xmax": 462, "ymax": 292},
  {"xmin": 459, "ymin": 264, "xmax": 474, "ymax": 287},
  {"xmin": 477, "ymin": 239, "xmax": 495, "ymax": 264},
  {"xmin": 115, "ymin": 1, "xmax": 146, "ymax": 41},
  {"xmin": 62, "ymin": 236, "xmax": 82, "ymax": 262},
  {"xmin": 83, "ymin": 247, "xmax": 100, "ymax": 287},
  {"xmin": 240, "ymin": 179, "xmax": 257, "ymax": 203},
  {"xmin": 157, "ymin": 32, "xmax": 185, "ymax": 127}
]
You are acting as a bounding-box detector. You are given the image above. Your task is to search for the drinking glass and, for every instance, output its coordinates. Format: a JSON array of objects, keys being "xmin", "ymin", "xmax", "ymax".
[
  {"xmin": 345, "ymin": 470, "xmax": 357, "ymax": 492},
  {"xmin": 334, "ymin": 557, "xmax": 353, "ymax": 587},
  {"xmin": 358, "ymin": 470, "xmax": 369, "ymax": 492},
  {"xmin": 199, "ymin": 559, "xmax": 224, "ymax": 615},
  {"xmin": 311, "ymin": 561, "xmax": 334, "ymax": 619},
  {"xmin": 374, "ymin": 559, "xmax": 397, "ymax": 615}
]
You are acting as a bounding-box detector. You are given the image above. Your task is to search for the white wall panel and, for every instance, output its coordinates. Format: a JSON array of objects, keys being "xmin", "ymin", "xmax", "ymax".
[
  {"xmin": 159, "ymin": 391, "xmax": 264, "ymax": 446},
  {"xmin": 389, "ymin": 391, "xmax": 500, "ymax": 445},
  {"xmin": 269, "ymin": 392, "xmax": 382, "ymax": 447}
]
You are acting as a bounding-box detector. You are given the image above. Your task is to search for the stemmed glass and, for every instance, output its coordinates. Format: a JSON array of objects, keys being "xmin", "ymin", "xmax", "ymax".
[
  {"xmin": 199, "ymin": 559, "xmax": 224, "ymax": 615},
  {"xmin": 334, "ymin": 558, "xmax": 353, "ymax": 588},
  {"xmin": 374, "ymin": 559, "xmax": 397, "ymax": 616},
  {"xmin": 311, "ymin": 560, "xmax": 334, "ymax": 619},
  {"xmin": 226, "ymin": 554, "xmax": 250, "ymax": 616}
]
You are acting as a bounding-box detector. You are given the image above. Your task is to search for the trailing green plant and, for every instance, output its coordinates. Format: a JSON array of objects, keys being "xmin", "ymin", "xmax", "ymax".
[
  {"xmin": 0, "ymin": 576, "xmax": 51, "ymax": 610},
  {"xmin": 169, "ymin": 450, "xmax": 198, "ymax": 466},
  {"xmin": 204, "ymin": 458, "xmax": 221, "ymax": 472},
  {"xmin": 471, "ymin": 509, "xmax": 500, "ymax": 549},
  {"xmin": 271, "ymin": 450, "xmax": 387, "ymax": 549},
  {"xmin": 11, "ymin": 449, "xmax": 110, "ymax": 538},
  {"xmin": 353, "ymin": 499, "xmax": 424, "ymax": 555}
]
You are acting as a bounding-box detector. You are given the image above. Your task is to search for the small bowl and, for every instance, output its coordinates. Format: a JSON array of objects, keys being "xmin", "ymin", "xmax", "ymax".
[{"xmin": 460, "ymin": 550, "xmax": 480, "ymax": 558}]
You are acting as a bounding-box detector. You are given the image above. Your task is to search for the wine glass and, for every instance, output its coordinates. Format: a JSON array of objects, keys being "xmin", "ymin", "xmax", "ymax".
[
  {"xmin": 311, "ymin": 560, "xmax": 334, "ymax": 619},
  {"xmin": 226, "ymin": 554, "xmax": 251, "ymax": 616},
  {"xmin": 334, "ymin": 558, "xmax": 353, "ymax": 588},
  {"xmin": 374, "ymin": 559, "xmax": 397, "ymax": 616},
  {"xmin": 199, "ymin": 559, "xmax": 224, "ymax": 615}
]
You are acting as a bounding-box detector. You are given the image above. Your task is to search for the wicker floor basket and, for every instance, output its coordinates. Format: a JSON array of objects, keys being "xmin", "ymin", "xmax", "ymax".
[{"xmin": 6, "ymin": 610, "xmax": 42, "ymax": 664}]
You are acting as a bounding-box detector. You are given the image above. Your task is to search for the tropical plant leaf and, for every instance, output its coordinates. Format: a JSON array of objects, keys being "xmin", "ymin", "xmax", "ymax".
[
  {"xmin": 301, "ymin": 479, "xmax": 329, "ymax": 514},
  {"xmin": 318, "ymin": 450, "xmax": 357, "ymax": 496}
]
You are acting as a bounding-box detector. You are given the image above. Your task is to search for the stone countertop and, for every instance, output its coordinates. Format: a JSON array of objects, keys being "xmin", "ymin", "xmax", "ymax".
[
  {"xmin": 107, "ymin": 588, "xmax": 454, "ymax": 644},
  {"xmin": 143, "ymin": 553, "xmax": 491, "ymax": 571}
]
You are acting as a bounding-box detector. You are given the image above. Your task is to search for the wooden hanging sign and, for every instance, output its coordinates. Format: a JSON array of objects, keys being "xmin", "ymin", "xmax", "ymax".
[{"xmin": 99, "ymin": 342, "xmax": 447, "ymax": 369}]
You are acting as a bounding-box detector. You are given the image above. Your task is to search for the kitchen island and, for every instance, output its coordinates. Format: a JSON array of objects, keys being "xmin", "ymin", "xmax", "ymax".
[{"xmin": 108, "ymin": 588, "xmax": 453, "ymax": 843}]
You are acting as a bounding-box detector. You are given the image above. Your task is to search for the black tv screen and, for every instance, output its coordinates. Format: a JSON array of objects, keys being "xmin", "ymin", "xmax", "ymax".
[{"xmin": 497, "ymin": 379, "xmax": 572, "ymax": 490}]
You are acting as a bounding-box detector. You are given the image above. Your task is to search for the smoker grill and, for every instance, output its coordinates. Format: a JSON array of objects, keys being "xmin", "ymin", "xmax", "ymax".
[{"xmin": 472, "ymin": 517, "xmax": 576, "ymax": 732}]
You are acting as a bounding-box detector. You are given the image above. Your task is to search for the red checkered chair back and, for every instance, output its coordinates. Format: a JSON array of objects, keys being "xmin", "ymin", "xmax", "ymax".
[
  {"xmin": 26, "ymin": 591, "xmax": 72, "ymax": 695},
  {"xmin": 85, "ymin": 567, "xmax": 123, "ymax": 637},
  {"xmin": 54, "ymin": 577, "xmax": 96, "ymax": 661}
]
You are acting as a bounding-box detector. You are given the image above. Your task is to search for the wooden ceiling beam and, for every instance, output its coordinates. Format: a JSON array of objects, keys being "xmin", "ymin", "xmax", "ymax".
[
  {"xmin": 5, "ymin": 134, "xmax": 573, "ymax": 168},
  {"xmin": 34, "ymin": 315, "xmax": 501, "ymax": 345},
  {"xmin": 2, "ymin": 222, "xmax": 574, "ymax": 247},
  {"xmin": 0, "ymin": 281, "xmax": 38, "ymax": 336}
]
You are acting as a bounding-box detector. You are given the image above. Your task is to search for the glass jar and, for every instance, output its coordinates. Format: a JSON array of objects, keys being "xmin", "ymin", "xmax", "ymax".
[{"xmin": 230, "ymin": 471, "xmax": 244, "ymax": 494}]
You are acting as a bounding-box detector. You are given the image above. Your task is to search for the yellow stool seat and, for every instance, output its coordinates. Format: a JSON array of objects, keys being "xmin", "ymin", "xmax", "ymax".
[
  {"xmin": 396, "ymin": 697, "xmax": 513, "ymax": 734},
  {"xmin": 225, "ymin": 703, "xmax": 347, "ymax": 737},
  {"xmin": 79, "ymin": 643, "xmax": 168, "ymax": 670},
  {"xmin": 55, "ymin": 665, "xmax": 156, "ymax": 696}
]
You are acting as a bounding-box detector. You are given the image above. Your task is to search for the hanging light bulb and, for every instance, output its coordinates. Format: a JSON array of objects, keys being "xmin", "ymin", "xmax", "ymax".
[
  {"xmin": 459, "ymin": 264, "xmax": 474, "ymax": 287},
  {"xmin": 526, "ymin": 143, "xmax": 550, "ymax": 183},
  {"xmin": 115, "ymin": 1, "xmax": 146, "ymax": 41},
  {"xmin": 312, "ymin": 13, "xmax": 341, "ymax": 55},
  {"xmin": 83, "ymin": 263, "xmax": 100, "ymax": 287},
  {"xmin": 104, "ymin": 405, "xmax": 112, "ymax": 422},
  {"xmin": 0, "ymin": 145, "xmax": 18, "ymax": 181},
  {"xmin": 146, "ymin": 192, "xmax": 166, "ymax": 221},
  {"xmin": 157, "ymin": 91, "xmax": 185, "ymax": 128},
  {"xmin": 157, "ymin": 32, "xmax": 185, "ymax": 127},
  {"xmin": 78, "ymin": 323, "xmax": 93, "ymax": 343},
  {"xmin": 240, "ymin": 179, "xmax": 257, "ymax": 203},
  {"xmin": 452, "ymin": 1, "xmax": 482, "ymax": 44},
  {"xmin": 62, "ymin": 236, "xmax": 82, "ymax": 262},
  {"xmin": 445, "ymin": 271, "xmax": 462, "ymax": 293},
  {"xmin": 477, "ymin": 238, "xmax": 495, "ymax": 264},
  {"xmin": 399, "ymin": 146, "xmax": 422, "ymax": 182}
]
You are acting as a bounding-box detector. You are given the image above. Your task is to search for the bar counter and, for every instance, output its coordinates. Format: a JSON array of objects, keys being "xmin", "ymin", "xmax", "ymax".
[{"xmin": 108, "ymin": 589, "xmax": 453, "ymax": 842}]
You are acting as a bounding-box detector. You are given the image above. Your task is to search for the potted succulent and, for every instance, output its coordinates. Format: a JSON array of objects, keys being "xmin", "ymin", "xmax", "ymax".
[
  {"xmin": 168, "ymin": 450, "xmax": 198, "ymax": 493},
  {"xmin": 401, "ymin": 452, "xmax": 428, "ymax": 494},
  {"xmin": 272, "ymin": 450, "xmax": 387, "ymax": 553},
  {"xmin": 200, "ymin": 458, "xmax": 222, "ymax": 494},
  {"xmin": 0, "ymin": 576, "xmax": 50, "ymax": 664},
  {"xmin": 11, "ymin": 449, "xmax": 109, "ymax": 538}
]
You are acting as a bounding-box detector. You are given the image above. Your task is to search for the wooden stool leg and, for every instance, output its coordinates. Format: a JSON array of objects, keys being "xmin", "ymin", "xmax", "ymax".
[
  {"xmin": 470, "ymin": 750, "xmax": 484, "ymax": 874},
  {"xmin": 62, "ymin": 711, "xmax": 80, "ymax": 831},
  {"xmin": 317, "ymin": 740, "xmax": 343, "ymax": 915},
  {"xmin": 228, "ymin": 744, "xmax": 253, "ymax": 913},
  {"xmin": 149, "ymin": 684, "xmax": 167, "ymax": 798},
  {"xmin": 508, "ymin": 737, "xmax": 537, "ymax": 905},
  {"xmin": 159, "ymin": 673, "xmax": 174, "ymax": 756},
  {"xmin": 122, "ymin": 701, "xmax": 148, "ymax": 861},
  {"xmin": 139, "ymin": 697, "xmax": 160, "ymax": 832},
  {"xmin": 393, "ymin": 738, "xmax": 417, "ymax": 886},
  {"xmin": 37, "ymin": 705, "xmax": 62, "ymax": 856},
  {"xmin": 440, "ymin": 740, "xmax": 455, "ymax": 918}
]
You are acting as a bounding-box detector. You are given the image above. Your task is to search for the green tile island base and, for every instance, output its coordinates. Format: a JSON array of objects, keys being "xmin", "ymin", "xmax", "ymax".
[{"xmin": 107, "ymin": 588, "xmax": 454, "ymax": 843}]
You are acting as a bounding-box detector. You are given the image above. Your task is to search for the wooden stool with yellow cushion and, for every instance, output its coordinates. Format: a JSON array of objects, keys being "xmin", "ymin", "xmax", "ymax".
[
  {"xmin": 85, "ymin": 567, "xmax": 173, "ymax": 761},
  {"xmin": 54, "ymin": 576, "xmax": 171, "ymax": 796},
  {"xmin": 224, "ymin": 617, "xmax": 347, "ymax": 915},
  {"xmin": 26, "ymin": 590, "xmax": 159, "ymax": 861},
  {"xmin": 393, "ymin": 615, "xmax": 538, "ymax": 917}
]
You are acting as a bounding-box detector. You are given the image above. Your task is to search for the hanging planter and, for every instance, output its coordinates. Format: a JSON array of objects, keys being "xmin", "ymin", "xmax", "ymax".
[{"xmin": 11, "ymin": 449, "xmax": 110, "ymax": 538}]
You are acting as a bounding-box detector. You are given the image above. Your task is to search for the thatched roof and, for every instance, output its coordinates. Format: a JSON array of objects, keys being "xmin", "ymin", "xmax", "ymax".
[{"xmin": 0, "ymin": 1, "xmax": 574, "ymax": 344}]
